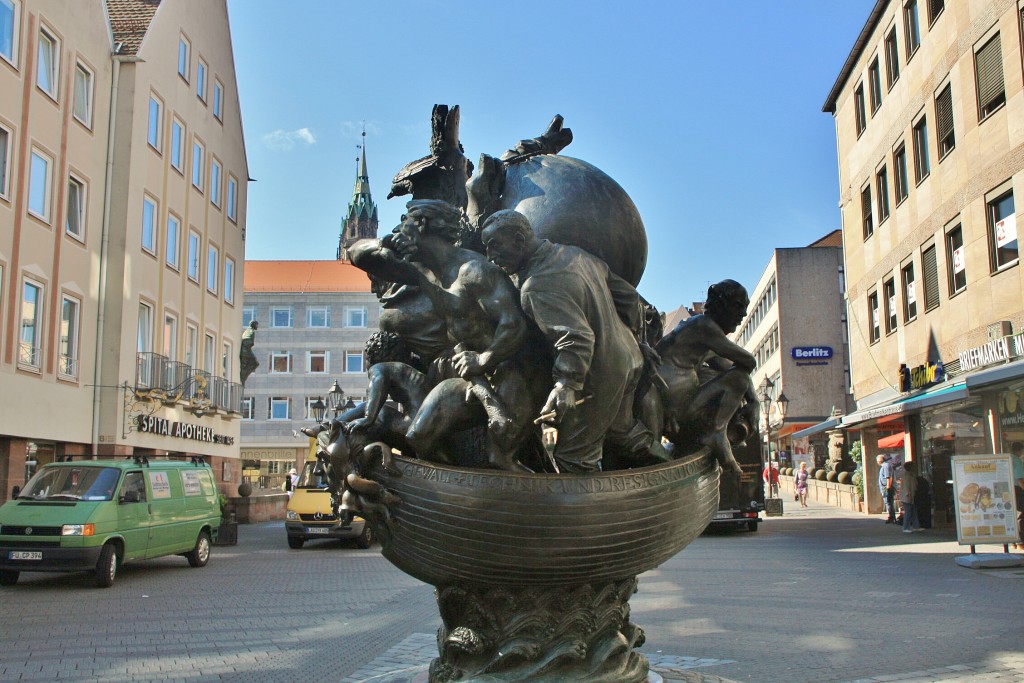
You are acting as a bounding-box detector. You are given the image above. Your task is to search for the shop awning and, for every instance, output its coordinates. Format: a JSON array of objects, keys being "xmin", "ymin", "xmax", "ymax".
[
  {"xmin": 791, "ymin": 416, "xmax": 842, "ymax": 440},
  {"xmin": 841, "ymin": 382, "xmax": 968, "ymax": 429},
  {"xmin": 877, "ymin": 432, "xmax": 905, "ymax": 449},
  {"xmin": 964, "ymin": 358, "xmax": 1024, "ymax": 390}
]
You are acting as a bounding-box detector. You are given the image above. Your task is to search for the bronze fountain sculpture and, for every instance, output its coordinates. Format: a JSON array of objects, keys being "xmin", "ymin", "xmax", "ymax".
[{"xmin": 310, "ymin": 105, "xmax": 759, "ymax": 682}]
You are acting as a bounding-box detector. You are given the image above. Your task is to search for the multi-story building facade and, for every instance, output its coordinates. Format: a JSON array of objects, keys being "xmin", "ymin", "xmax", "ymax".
[
  {"xmin": 822, "ymin": 0, "xmax": 1024, "ymax": 522},
  {"xmin": 0, "ymin": 0, "xmax": 248, "ymax": 501},
  {"xmin": 239, "ymin": 261, "xmax": 376, "ymax": 488},
  {"xmin": 734, "ymin": 231, "xmax": 853, "ymax": 467}
]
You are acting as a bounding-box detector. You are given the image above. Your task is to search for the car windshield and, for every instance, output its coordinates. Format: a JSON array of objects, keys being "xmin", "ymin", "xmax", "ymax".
[
  {"xmin": 19, "ymin": 466, "xmax": 121, "ymax": 501},
  {"xmin": 297, "ymin": 462, "xmax": 330, "ymax": 489}
]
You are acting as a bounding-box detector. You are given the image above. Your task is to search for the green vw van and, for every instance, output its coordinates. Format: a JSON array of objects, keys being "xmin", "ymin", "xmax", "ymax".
[{"xmin": 0, "ymin": 458, "xmax": 221, "ymax": 588}]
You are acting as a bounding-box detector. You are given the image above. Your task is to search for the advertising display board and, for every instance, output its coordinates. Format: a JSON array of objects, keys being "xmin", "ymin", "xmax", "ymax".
[{"xmin": 951, "ymin": 454, "xmax": 1020, "ymax": 546}]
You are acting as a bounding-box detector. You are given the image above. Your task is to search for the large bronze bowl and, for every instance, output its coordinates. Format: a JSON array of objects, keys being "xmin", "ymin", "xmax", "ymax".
[{"xmin": 368, "ymin": 449, "xmax": 719, "ymax": 587}]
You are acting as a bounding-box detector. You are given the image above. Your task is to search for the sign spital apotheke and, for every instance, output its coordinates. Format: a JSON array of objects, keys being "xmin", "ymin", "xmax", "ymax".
[{"xmin": 137, "ymin": 416, "xmax": 235, "ymax": 445}]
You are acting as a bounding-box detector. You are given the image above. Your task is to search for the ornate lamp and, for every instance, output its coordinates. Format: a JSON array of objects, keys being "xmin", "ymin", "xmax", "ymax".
[
  {"xmin": 326, "ymin": 380, "xmax": 344, "ymax": 415},
  {"xmin": 343, "ymin": 398, "xmax": 357, "ymax": 412},
  {"xmin": 310, "ymin": 397, "xmax": 326, "ymax": 423},
  {"xmin": 777, "ymin": 392, "xmax": 789, "ymax": 423}
]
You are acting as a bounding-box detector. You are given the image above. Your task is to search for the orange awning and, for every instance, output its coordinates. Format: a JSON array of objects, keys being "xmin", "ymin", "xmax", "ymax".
[{"xmin": 877, "ymin": 432, "xmax": 905, "ymax": 449}]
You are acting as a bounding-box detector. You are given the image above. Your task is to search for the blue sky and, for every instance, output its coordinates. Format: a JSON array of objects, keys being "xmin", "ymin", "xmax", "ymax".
[{"xmin": 229, "ymin": 0, "xmax": 875, "ymax": 314}]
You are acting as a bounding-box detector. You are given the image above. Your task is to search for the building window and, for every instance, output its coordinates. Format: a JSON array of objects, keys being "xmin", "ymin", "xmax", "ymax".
[
  {"xmin": 270, "ymin": 307, "xmax": 292, "ymax": 328},
  {"xmin": 20, "ymin": 280, "xmax": 43, "ymax": 368},
  {"xmin": 36, "ymin": 26, "xmax": 58, "ymax": 98},
  {"xmin": 345, "ymin": 351, "xmax": 364, "ymax": 373},
  {"xmin": 922, "ymin": 244, "xmax": 940, "ymax": 311},
  {"xmin": 0, "ymin": 125, "xmax": 10, "ymax": 199},
  {"xmin": 185, "ymin": 323, "xmax": 198, "ymax": 367},
  {"xmin": 177, "ymin": 35, "xmax": 190, "ymax": 81},
  {"xmin": 270, "ymin": 352, "xmax": 291, "ymax": 374},
  {"xmin": 976, "ymin": 34, "xmax": 1005, "ymax": 120},
  {"xmin": 163, "ymin": 312, "xmax": 177, "ymax": 361},
  {"xmin": 269, "ymin": 397, "xmax": 290, "ymax": 420},
  {"xmin": 196, "ymin": 58, "xmax": 207, "ymax": 102},
  {"xmin": 59, "ymin": 295, "xmax": 80, "ymax": 379},
  {"xmin": 868, "ymin": 57, "xmax": 882, "ymax": 113},
  {"xmin": 227, "ymin": 176, "xmax": 237, "ymax": 222},
  {"xmin": 241, "ymin": 397, "xmax": 253, "ymax": 420},
  {"xmin": 904, "ymin": 1, "xmax": 921, "ymax": 58},
  {"xmin": 345, "ymin": 306, "xmax": 367, "ymax": 328},
  {"xmin": 213, "ymin": 80, "xmax": 223, "ymax": 121},
  {"xmin": 147, "ymin": 95, "xmax": 162, "ymax": 151},
  {"xmin": 912, "ymin": 115, "xmax": 930, "ymax": 183},
  {"xmin": 73, "ymin": 62, "xmax": 93, "ymax": 127},
  {"xmin": 876, "ymin": 166, "xmax": 890, "ymax": 224},
  {"xmin": 884, "ymin": 26, "xmax": 900, "ymax": 88},
  {"xmin": 187, "ymin": 230, "xmax": 200, "ymax": 282},
  {"xmin": 224, "ymin": 257, "xmax": 235, "ymax": 304},
  {"xmin": 171, "ymin": 118, "xmax": 184, "ymax": 172},
  {"xmin": 28, "ymin": 149, "xmax": 52, "ymax": 221},
  {"xmin": 191, "ymin": 140, "xmax": 204, "ymax": 190},
  {"xmin": 883, "ymin": 278, "xmax": 897, "ymax": 334},
  {"xmin": 242, "ymin": 306, "xmax": 256, "ymax": 327},
  {"xmin": 204, "ymin": 333, "xmax": 215, "ymax": 373},
  {"xmin": 946, "ymin": 225, "xmax": 966, "ymax": 294},
  {"xmin": 0, "ymin": 0, "xmax": 18, "ymax": 66},
  {"xmin": 222, "ymin": 341, "xmax": 231, "ymax": 380},
  {"xmin": 854, "ymin": 83, "xmax": 867, "ymax": 136},
  {"xmin": 901, "ymin": 263, "xmax": 917, "ymax": 321},
  {"xmin": 868, "ymin": 291, "xmax": 880, "ymax": 343},
  {"xmin": 893, "ymin": 144, "xmax": 909, "ymax": 204},
  {"xmin": 861, "ymin": 185, "xmax": 873, "ymax": 240},
  {"xmin": 988, "ymin": 189, "xmax": 1017, "ymax": 271},
  {"xmin": 166, "ymin": 213, "xmax": 180, "ymax": 269},
  {"xmin": 308, "ymin": 306, "xmax": 329, "ymax": 328},
  {"xmin": 137, "ymin": 302, "xmax": 153, "ymax": 354},
  {"xmin": 142, "ymin": 196, "xmax": 156, "ymax": 253},
  {"xmin": 210, "ymin": 159, "xmax": 222, "ymax": 206},
  {"xmin": 935, "ymin": 85, "xmax": 955, "ymax": 158},
  {"xmin": 308, "ymin": 350, "xmax": 327, "ymax": 373},
  {"xmin": 66, "ymin": 174, "xmax": 86, "ymax": 240},
  {"xmin": 206, "ymin": 244, "xmax": 218, "ymax": 294},
  {"xmin": 927, "ymin": 0, "xmax": 944, "ymax": 25}
]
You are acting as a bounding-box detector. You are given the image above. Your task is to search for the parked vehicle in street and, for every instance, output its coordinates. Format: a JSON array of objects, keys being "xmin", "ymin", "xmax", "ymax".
[
  {"xmin": 284, "ymin": 454, "xmax": 372, "ymax": 549},
  {"xmin": 0, "ymin": 457, "xmax": 220, "ymax": 587},
  {"xmin": 707, "ymin": 438, "xmax": 764, "ymax": 531}
]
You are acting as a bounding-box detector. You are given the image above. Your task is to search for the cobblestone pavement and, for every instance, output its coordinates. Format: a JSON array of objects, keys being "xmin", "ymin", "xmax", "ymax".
[{"xmin": 0, "ymin": 498, "xmax": 1021, "ymax": 682}]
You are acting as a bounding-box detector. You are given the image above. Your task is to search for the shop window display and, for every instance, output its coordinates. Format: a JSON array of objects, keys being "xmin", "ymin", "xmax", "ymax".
[{"xmin": 918, "ymin": 404, "xmax": 985, "ymax": 525}]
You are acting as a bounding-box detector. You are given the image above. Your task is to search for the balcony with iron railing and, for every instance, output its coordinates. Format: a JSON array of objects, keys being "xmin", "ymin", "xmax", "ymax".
[{"xmin": 134, "ymin": 352, "xmax": 242, "ymax": 415}]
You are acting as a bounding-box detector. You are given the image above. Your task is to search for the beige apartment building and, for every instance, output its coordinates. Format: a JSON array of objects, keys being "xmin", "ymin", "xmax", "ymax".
[
  {"xmin": 0, "ymin": 0, "xmax": 248, "ymax": 501},
  {"xmin": 822, "ymin": 0, "xmax": 1024, "ymax": 522}
]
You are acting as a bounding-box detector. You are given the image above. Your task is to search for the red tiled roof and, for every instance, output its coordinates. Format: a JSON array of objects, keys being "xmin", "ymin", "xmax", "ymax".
[
  {"xmin": 806, "ymin": 229, "xmax": 843, "ymax": 248},
  {"xmin": 106, "ymin": 0, "xmax": 161, "ymax": 56},
  {"xmin": 244, "ymin": 261, "xmax": 372, "ymax": 293}
]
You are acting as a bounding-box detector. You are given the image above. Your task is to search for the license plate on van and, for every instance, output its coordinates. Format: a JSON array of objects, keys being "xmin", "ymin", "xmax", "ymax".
[
  {"xmin": 306, "ymin": 527, "xmax": 329, "ymax": 534},
  {"xmin": 8, "ymin": 551, "xmax": 42, "ymax": 561}
]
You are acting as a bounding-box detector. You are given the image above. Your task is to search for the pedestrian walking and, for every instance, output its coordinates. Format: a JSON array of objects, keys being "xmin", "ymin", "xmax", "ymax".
[
  {"xmin": 877, "ymin": 454, "xmax": 896, "ymax": 523},
  {"xmin": 763, "ymin": 461, "xmax": 780, "ymax": 497},
  {"xmin": 794, "ymin": 462, "xmax": 809, "ymax": 507},
  {"xmin": 900, "ymin": 461, "xmax": 920, "ymax": 533}
]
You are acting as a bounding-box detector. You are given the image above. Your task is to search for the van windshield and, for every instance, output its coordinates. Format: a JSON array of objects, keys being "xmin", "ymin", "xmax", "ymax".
[
  {"xmin": 296, "ymin": 462, "xmax": 330, "ymax": 489},
  {"xmin": 19, "ymin": 466, "xmax": 122, "ymax": 501}
]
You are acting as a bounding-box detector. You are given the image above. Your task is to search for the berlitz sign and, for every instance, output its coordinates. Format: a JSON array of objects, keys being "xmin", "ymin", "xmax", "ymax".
[{"xmin": 791, "ymin": 346, "xmax": 833, "ymax": 366}]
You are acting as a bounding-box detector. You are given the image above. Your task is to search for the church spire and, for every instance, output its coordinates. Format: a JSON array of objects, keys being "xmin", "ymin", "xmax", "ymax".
[{"xmin": 338, "ymin": 127, "xmax": 378, "ymax": 260}]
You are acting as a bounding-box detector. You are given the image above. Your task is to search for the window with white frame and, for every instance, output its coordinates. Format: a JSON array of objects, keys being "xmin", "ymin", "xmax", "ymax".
[
  {"xmin": 270, "ymin": 352, "xmax": 291, "ymax": 373},
  {"xmin": 242, "ymin": 306, "xmax": 256, "ymax": 327},
  {"xmin": 147, "ymin": 95, "xmax": 162, "ymax": 151},
  {"xmin": 196, "ymin": 58, "xmax": 207, "ymax": 102},
  {"xmin": 59, "ymin": 295, "xmax": 80, "ymax": 379},
  {"xmin": 177, "ymin": 35, "xmax": 190, "ymax": 81},
  {"xmin": 28, "ymin": 148, "xmax": 52, "ymax": 221},
  {"xmin": 142, "ymin": 196, "xmax": 156, "ymax": 253},
  {"xmin": 187, "ymin": 230, "xmax": 200, "ymax": 281},
  {"xmin": 166, "ymin": 213, "xmax": 180, "ymax": 269},
  {"xmin": 36, "ymin": 26, "xmax": 59, "ymax": 99},
  {"xmin": 241, "ymin": 397, "xmax": 253, "ymax": 420},
  {"xmin": 305, "ymin": 397, "xmax": 322, "ymax": 420},
  {"xmin": 270, "ymin": 307, "xmax": 292, "ymax": 328},
  {"xmin": 345, "ymin": 351, "xmax": 364, "ymax": 373},
  {"xmin": 308, "ymin": 306, "xmax": 329, "ymax": 328},
  {"xmin": 138, "ymin": 301, "xmax": 153, "ymax": 353},
  {"xmin": 308, "ymin": 350, "xmax": 328, "ymax": 373},
  {"xmin": 163, "ymin": 312, "xmax": 177, "ymax": 361},
  {"xmin": 345, "ymin": 306, "xmax": 367, "ymax": 328},
  {"xmin": 224, "ymin": 257, "xmax": 234, "ymax": 303},
  {"xmin": 269, "ymin": 397, "xmax": 290, "ymax": 420},
  {"xmin": 171, "ymin": 118, "xmax": 184, "ymax": 172},
  {"xmin": 191, "ymin": 140, "xmax": 204, "ymax": 190},
  {"xmin": 0, "ymin": 124, "xmax": 10, "ymax": 199},
  {"xmin": 222, "ymin": 341, "xmax": 231, "ymax": 380},
  {"xmin": 213, "ymin": 80, "xmax": 223, "ymax": 120},
  {"xmin": 185, "ymin": 323, "xmax": 198, "ymax": 367},
  {"xmin": 210, "ymin": 159, "xmax": 221, "ymax": 206},
  {"xmin": 0, "ymin": 0, "xmax": 18, "ymax": 66},
  {"xmin": 206, "ymin": 244, "xmax": 218, "ymax": 293},
  {"xmin": 73, "ymin": 62, "xmax": 93, "ymax": 127},
  {"xmin": 201, "ymin": 332, "xmax": 214, "ymax": 373},
  {"xmin": 20, "ymin": 279, "xmax": 43, "ymax": 368},
  {"xmin": 227, "ymin": 176, "xmax": 237, "ymax": 221},
  {"xmin": 988, "ymin": 187, "xmax": 1017, "ymax": 272},
  {"xmin": 66, "ymin": 174, "xmax": 86, "ymax": 240}
]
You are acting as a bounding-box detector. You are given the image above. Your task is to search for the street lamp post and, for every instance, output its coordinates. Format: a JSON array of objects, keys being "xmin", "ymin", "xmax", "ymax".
[
  {"xmin": 758, "ymin": 378, "xmax": 790, "ymax": 504},
  {"xmin": 326, "ymin": 380, "xmax": 344, "ymax": 419}
]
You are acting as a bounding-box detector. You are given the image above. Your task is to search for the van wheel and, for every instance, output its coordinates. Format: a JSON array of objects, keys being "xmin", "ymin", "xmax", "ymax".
[
  {"xmin": 95, "ymin": 543, "xmax": 118, "ymax": 588},
  {"xmin": 747, "ymin": 520, "xmax": 759, "ymax": 532},
  {"xmin": 0, "ymin": 570, "xmax": 18, "ymax": 586},
  {"xmin": 287, "ymin": 536, "xmax": 304, "ymax": 549},
  {"xmin": 356, "ymin": 525, "xmax": 373, "ymax": 549},
  {"xmin": 187, "ymin": 531, "xmax": 211, "ymax": 568}
]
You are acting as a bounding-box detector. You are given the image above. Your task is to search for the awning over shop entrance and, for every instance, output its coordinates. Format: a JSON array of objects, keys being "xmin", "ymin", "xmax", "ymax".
[
  {"xmin": 791, "ymin": 417, "xmax": 841, "ymax": 440},
  {"xmin": 877, "ymin": 432, "xmax": 905, "ymax": 449},
  {"xmin": 842, "ymin": 382, "xmax": 968, "ymax": 429}
]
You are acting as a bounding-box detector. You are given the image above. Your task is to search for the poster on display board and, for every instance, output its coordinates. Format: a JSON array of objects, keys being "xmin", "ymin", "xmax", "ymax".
[{"xmin": 951, "ymin": 454, "xmax": 1020, "ymax": 546}]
